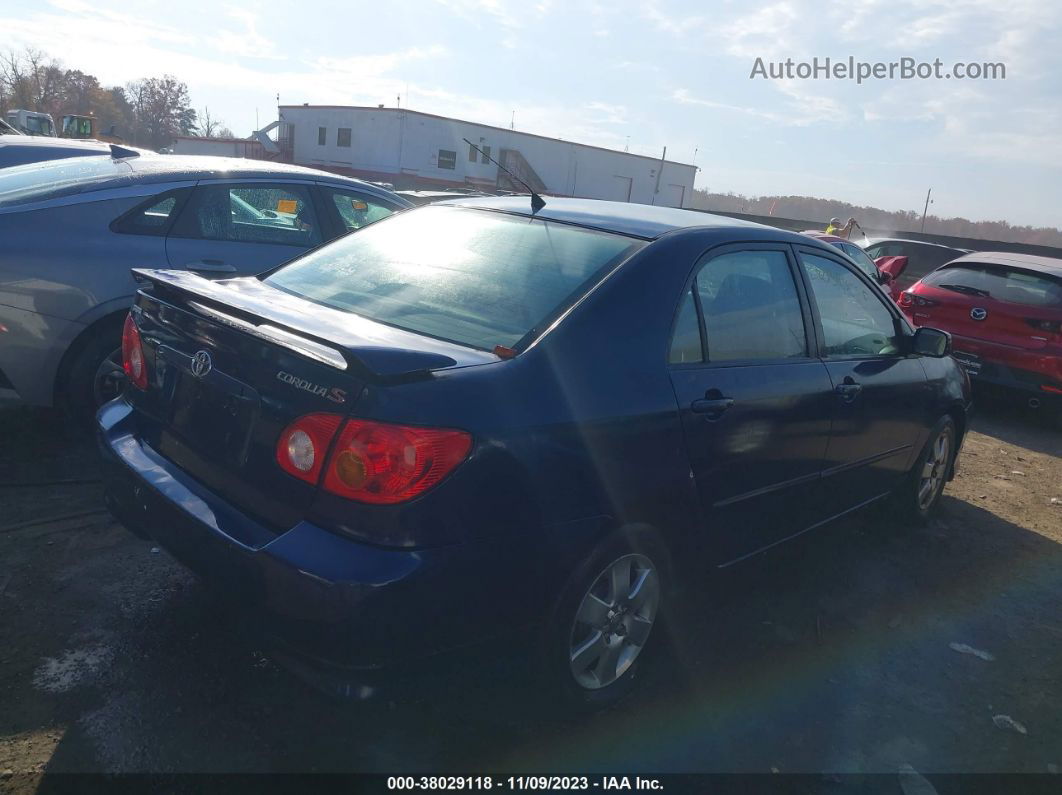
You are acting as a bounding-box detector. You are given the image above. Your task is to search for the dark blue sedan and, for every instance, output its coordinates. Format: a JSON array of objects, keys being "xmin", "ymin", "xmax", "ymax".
[{"xmin": 98, "ymin": 197, "xmax": 970, "ymax": 707}]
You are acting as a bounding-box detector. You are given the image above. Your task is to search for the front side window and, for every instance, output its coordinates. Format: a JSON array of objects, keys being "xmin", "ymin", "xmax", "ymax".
[
  {"xmin": 337, "ymin": 128, "xmax": 352, "ymax": 147},
  {"xmin": 266, "ymin": 206, "xmax": 644, "ymax": 350},
  {"xmin": 694, "ymin": 249, "xmax": 807, "ymax": 362},
  {"xmin": 923, "ymin": 264, "xmax": 1062, "ymax": 308},
  {"xmin": 438, "ymin": 149, "xmax": 456, "ymax": 170},
  {"xmin": 174, "ymin": 183, "xmax": 321, "ymax": 247},
  {"xmin": 801, "ymin": 252, "xmax": 901, "ymax": 357},
  {"xmin": 322, "ymin": 187, "xmax": 397, "ymax": 232}
]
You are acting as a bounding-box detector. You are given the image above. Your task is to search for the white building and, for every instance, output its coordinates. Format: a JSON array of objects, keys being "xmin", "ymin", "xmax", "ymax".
[{"xmin": 274, "ymin": 105, "xmax": 697, "ymax": 208}]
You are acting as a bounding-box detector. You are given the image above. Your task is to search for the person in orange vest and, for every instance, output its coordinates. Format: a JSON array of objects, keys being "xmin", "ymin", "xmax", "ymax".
[{"xmin": 825, "ymin": 217, "xmax": 856, "ymax": 238}]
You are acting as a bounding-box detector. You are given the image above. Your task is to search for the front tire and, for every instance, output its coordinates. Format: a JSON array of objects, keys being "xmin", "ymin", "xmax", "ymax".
[
  {"xmin": 543, "ymin": 531, "xmax": 668, "ymax": 710},
  {"xmin": 896, "ymin": 415, "xmax": 955, "ymax": 523}
]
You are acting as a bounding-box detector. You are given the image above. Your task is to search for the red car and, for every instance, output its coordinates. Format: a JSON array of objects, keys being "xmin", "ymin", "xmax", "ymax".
[
  {"xmin": 803, "ymin": 231, "xmax": 908, "ymax": 301},
  {"xmin": 899, "ymin": 252, "xmax": 1062, "ymax": 420}
]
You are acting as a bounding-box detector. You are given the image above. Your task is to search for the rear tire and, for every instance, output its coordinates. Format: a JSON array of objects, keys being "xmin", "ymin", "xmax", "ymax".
[
  {"xmin": 541, "ymin": 528, "xmax": 669, "ymax": 711},
  {"xmin": 894, "ymin": 415, "xmax": 955, "ymax": 524},
  {"xmin": 61, "ymin": 322, "xmax": 125, "ymax": 417}
]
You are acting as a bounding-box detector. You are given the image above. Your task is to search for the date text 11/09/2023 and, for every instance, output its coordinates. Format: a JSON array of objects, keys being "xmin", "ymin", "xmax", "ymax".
[{"xmin": 387, "ymin": 777, "xmax": 664, "ymax": 791}]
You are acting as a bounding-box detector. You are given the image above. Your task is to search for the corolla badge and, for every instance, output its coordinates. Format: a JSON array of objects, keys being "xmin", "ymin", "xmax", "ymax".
[
  {"xmin": 190, "ymin": 350, "xmax": 213, "ymax": 378},
  {"xmin": 970, "ymin": 307, "xmax": 988, "ymax": 321}
]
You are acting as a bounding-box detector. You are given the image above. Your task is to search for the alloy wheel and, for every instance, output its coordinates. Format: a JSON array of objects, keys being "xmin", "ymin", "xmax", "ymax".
[
  {"xmin": 568, "ymin": 553, "xmax": 660, "ymax": 690},
  {"xmin": 918, "ymin": 431, "xmax": 951, "ymax": 511}
]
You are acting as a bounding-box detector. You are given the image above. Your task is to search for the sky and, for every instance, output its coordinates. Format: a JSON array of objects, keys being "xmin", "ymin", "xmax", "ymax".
[{"xmin": 4, "ymin": 0, "xmax": 1061, "ymax": 227}]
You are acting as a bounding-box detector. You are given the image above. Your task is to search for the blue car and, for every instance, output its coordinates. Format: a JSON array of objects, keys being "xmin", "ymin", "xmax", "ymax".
[{"xmin": 98, "ymin": 197, "xmax": 970, "ymax": 707}]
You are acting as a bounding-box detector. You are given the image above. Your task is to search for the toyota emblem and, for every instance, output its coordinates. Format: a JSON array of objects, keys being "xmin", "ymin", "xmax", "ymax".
[
  {"xmin": 190, "ymin": 350, "xmax": 213, "ymax": 378},
  {"xmin": 970, "ymin": 307, "xmax": 988, "ymax": 321}
]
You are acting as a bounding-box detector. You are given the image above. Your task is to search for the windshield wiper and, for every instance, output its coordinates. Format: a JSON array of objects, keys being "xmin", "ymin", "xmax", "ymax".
[{"xmin": 938, "ymin": 283, "xmax": 990, "ymax": 298}]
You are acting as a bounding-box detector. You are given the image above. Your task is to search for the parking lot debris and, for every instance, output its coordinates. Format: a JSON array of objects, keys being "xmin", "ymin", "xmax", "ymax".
[
  {"xmin": 1051, "ymin": 498, "xmax": 1060, "ymax": 505},
  {"xmin": 949, "ymin": 642, "xmax": 995, "ymax": 661},
  {"xmin": 898, "ymin": 764, "xmax": 939, "ymax": 795},
  {"xmin": 992, "ymin": 715, "xmax": 1028, "ymax": 735},
  {"xmin": 1010, "ymin": 470, "xmax": 1026, "ymax": 476},
  {"xmin": 151, "ymin": 547, "xmax": 160, "ymax": 554}
]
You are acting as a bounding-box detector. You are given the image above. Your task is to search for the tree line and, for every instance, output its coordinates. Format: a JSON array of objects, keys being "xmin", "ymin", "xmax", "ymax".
[
  {"xmin": 0, "ymin": 48, "xmax": 233, "ymax": 150},
  {"xmin": 690, "ymin": 189, "xmax": 1062, "ymax": 248}
]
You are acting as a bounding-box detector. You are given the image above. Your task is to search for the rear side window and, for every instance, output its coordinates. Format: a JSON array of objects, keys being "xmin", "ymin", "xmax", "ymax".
[
  {"xmin": 266, "ymin": 206, "xmax": 644, "ymax": 350},
  {"xmin": 694, "ymin": 250, "xmax": 807, "ymax": 362},
  {"xmin": 669, "ymin": 288, "xmax": 703, "ymax": 364},
  {"xmin": 172, "ymin": 183, "xmax": 322, "ymax": 247},
  {"xmin": 923, "ymin": 265, "xmax": 1062, "ymax": 308},
  {"xmin": 112, "ymin": 189, "xmax": 190, "ymax": 236}
]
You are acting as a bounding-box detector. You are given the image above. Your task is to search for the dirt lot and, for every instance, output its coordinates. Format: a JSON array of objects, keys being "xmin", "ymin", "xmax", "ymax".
[{"xmin": 1, "ymin": 393, "xmax": 1060, "ymax": 786}]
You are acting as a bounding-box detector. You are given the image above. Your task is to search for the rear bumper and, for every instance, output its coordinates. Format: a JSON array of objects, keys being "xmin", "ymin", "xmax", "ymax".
[
  {"xmin": 97, "ymin": 399, "xmax": 537, "ymax": 671},
  {"xmin": 944, "ymin": 334, "xmax": 1062, "ymax": 400}
]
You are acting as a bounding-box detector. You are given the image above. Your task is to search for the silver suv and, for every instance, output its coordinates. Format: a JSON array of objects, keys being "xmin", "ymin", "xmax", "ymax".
[{"xmin": 0, "ymin": 152, "xmax": 411, "ymax": 412}]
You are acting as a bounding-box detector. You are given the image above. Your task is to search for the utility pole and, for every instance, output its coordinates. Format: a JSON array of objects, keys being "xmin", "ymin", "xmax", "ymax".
[
  {"xmin": 921, "ymin": 187, "xmax": 933, "ymax": 232},
  {"xmin": 651, "ymin": 146, "xmax": 666, "ymax": 205},
  {"xmin": 510, "ymin": 110, "xmax": 515, "ymax": 130}
]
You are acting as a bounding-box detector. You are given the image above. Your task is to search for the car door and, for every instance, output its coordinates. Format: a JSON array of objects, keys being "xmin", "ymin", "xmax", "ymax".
[
  {"xmin": 668, "ymin": 244, "xmax": 835, "ymax": 564},
  {"xmin": 165, "ymin": 180, "xmax": 324, "ymax": 277},
  {"xmin": 795, "ymin": 247, "xmax": 932, "ymax": 515}
]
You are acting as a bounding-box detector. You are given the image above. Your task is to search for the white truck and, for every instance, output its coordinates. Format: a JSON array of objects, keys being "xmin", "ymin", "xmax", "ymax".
[{"xmin": 5, "ymin": 109, "xmax": 56, "ymax": 137}]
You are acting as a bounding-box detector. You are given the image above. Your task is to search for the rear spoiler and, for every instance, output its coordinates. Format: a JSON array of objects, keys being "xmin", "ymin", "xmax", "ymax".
[{"xmin": 130, "ymin": 268, "xmax": 480, "ymax": 379}]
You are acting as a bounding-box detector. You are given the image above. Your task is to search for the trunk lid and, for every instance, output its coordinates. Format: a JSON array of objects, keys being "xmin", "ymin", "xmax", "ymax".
[{"xmin": 128, "ymin": 269, "xmax": 495, "ymax": 533}]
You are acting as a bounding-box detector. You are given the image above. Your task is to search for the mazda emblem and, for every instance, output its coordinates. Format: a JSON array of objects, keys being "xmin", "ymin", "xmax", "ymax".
[
  {"xmin": 190, "ymin": 350, "xmax": 213, "ymax": 378},
  {"xmin": 970, "ymin": 307, "xmax": 988, "ymax": 321}
]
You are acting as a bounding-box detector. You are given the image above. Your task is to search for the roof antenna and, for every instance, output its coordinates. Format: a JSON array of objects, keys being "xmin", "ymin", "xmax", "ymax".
[{"xmin": 463, "ymin": 137, "xmax": 545, "ymax": 213}]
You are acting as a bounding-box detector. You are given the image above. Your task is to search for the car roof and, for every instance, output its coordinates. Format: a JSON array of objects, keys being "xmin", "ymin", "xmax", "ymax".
[
  {"xmin": 438, "ymin": 196, "xmax": 773, "ymax": 240},
  {"xmin": 944, "ymin": 251, "xmax": 1062, "ymax": 276},
  {"xmin": 0, "ymin": 134, "xmax": 111, "ymax": 151},
  {"xmin": 802, "ymin": 230, "xmax": 851, "ymax": 244},
  {"xmin": 865, "ymin": 237, "xmax": 971, "ymax": 252}
]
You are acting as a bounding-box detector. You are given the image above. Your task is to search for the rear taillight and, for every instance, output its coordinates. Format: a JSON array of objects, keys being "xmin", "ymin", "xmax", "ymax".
[
  {"xmin": 275, "ymin": 414, "xmax": 472, "ymax": 504},
  {"xmin": 121, "ymin": 313, "xmax": 148, "ymax": 390},
  {"xmin": 901, "ymin": 292, "xmax": 938, "ymax": 308},
  {"xmin": 276, "ymin": 413, "xmax": 345, "ymax": 484},
  {"xmin": 323, "ymin": 420, "xmax": 472, "ymax": 504}
]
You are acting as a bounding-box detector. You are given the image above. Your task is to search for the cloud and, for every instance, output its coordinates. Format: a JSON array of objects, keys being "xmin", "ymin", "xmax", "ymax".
[{"xmin": 209, "ymin": 6, "xmax": 282, "ymax": 60}]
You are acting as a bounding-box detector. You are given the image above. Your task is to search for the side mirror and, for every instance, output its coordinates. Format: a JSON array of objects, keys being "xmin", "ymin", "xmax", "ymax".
[
  {"xmin": 912, "ymin": 326, "xmax": 951, "ymax": 358},
  {"xmin": 878, "ymin": 270, "xmax": 894, "ymax": 285}
]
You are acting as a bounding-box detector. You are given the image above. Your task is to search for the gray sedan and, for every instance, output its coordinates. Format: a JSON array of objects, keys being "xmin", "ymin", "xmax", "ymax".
[{"xmin": 0, "ymin": 152, "xmax": 412, "ymax": 412}]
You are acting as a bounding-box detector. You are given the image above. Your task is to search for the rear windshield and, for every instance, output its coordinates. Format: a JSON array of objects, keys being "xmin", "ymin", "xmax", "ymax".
[
  {"xmin": 924, "ymin": 264, "xmax": 1062, "ymax": 308},
  {"xmin": 0, "ymin": 156, "xmax": 129, "ymax": 208},
  {"xmin": 265, "ymin": 206, "xmax": 645, "ymax": 350}
]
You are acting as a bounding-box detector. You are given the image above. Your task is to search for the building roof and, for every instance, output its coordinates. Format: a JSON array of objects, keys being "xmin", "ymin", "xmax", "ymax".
[
  {"xmin": 945, "ymin": 251, "xmax": 1062, "ymax": 275},
  {"xmin": 279, "ymin": 105, "xmax": 697, "ymax": 170},
  {"xmin": 439, "ymin": 196, "xmax": 773, "ymax": 240}
]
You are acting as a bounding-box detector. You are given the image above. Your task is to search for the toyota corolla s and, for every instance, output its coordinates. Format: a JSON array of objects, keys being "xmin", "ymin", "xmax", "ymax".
[{"xmin": 98, "ymin": 197, "xmax": 970, "ymax": 706}]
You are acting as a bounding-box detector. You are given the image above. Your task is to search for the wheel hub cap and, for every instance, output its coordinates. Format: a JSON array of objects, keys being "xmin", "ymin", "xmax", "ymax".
[{"xmin": 568, "ymin": 553, "xmax": 660, "ymax": 690}]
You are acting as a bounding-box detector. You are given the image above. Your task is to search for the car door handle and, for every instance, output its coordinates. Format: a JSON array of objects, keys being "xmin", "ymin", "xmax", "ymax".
[
  {"xmin": 691, "ymin": 396, "xmax": 734, "ymax": 418},
  {"xmin": 184, "ymin": 259, "xmax": 236, "ymax": 274},
  {"xmin": 835, "ymin": 377, "xmax": 863, "ymax": 402}
]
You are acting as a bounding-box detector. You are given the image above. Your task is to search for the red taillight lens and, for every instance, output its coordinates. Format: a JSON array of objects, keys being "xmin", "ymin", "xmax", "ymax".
[
  {"xmin": 276, "ymin": 413, "xmax": 345, "ymax": 484},
  {"xmin": 898, "ymin": 291, "xmax": 913, "ymax": 307},
  {"xmin": 121, "ymin": 313, "xmax": 148, "ymax": 390},
  {"xmin": 322, "ymin": 419, "xmax": 472, "ymax": 504}
]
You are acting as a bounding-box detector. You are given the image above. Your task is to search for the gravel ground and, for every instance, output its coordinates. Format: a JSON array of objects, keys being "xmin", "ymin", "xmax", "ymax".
[{"xmin": 0, "ymin": 393, "xmax": 1060, "ymax": 788}]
